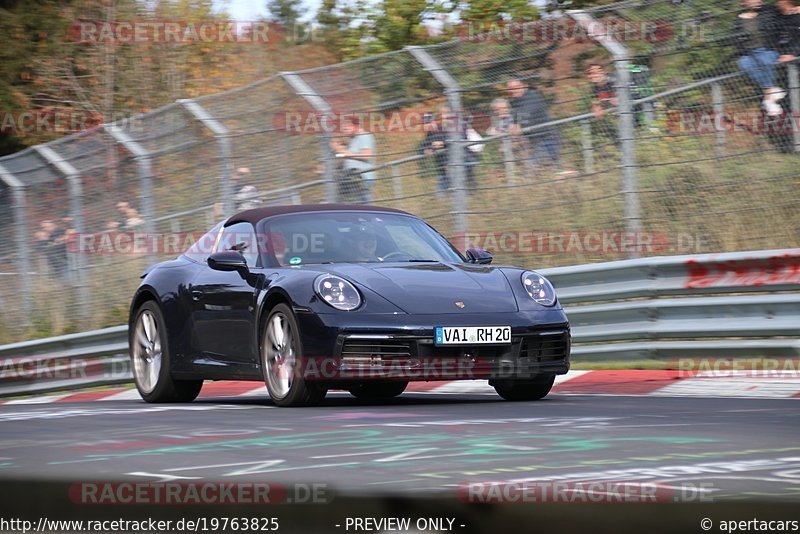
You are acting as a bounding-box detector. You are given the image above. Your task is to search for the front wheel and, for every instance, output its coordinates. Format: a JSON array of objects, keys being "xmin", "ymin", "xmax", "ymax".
[
  {"xmin": 349, "ymin": 381, "xmax": 408, "ymax": 400},
  {"xmin": 130, "ymin": 301, "xmax": 203, "ymax": 403},
  {"xmin": 492, "ymin": 375, "xmax": 555, "ymax": 401},
  {"xmin": 262, "ymin": 303, "xmax": 327, "ymax": 407}
]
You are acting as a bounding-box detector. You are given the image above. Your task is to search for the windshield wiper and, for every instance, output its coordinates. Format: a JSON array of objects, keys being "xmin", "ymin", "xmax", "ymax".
[{"xmin": 406, "ymin": 259, "xmax": 439, "ymax": 262}]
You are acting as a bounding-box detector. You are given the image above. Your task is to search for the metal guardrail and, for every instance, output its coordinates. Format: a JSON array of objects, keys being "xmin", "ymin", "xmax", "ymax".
[
  {"xmin": 0, "ymin": 326, "xmax": 129, "ymax": 397},
  {"xmin": 1, "ymin": 249, "xmax": 798, "ymax": 396},
  {"xmin": 550, "ymin": 248, "xmax": 800, "ymax": 360}
]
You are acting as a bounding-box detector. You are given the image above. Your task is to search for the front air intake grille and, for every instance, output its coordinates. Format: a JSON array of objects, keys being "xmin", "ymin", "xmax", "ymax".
[
  {"xmin": 341, "ymin": 340, "xmax": 412, "ymax": 358},
  {"xmin": 519, "ymin": 331, "xmax": 569, "ymax": 362},
  {"xmin": 340, "ymin": 340, "xmax": 414, "ymax": 368}
]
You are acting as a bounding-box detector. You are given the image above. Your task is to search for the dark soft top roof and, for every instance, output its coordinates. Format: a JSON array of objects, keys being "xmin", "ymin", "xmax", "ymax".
[{"xmin": 226, "ymin": 204, "xmax": 412, "ymax": 226}]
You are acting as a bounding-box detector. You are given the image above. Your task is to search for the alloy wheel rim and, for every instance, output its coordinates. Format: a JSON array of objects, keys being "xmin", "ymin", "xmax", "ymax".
[
  {"xmin": 264, "ymin": 312, "xmax": 296, "ymax": 400},
  {"xmin": 132, "ymin": 310, "xmax": 162, "ymax": 394}
]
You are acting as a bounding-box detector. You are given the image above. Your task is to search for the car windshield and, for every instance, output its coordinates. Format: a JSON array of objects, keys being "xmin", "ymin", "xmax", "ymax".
[{"xmin": 262, "ymin": 212, "xmax": 464, "ymax": 266}]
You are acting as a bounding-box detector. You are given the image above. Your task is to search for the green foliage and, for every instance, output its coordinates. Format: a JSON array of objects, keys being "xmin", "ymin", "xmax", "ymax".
[
  {"xmin": 559, "ymin": 0, "xmax": 616, "ymax": 8},
  {"xmin": 266, "ymin": 0, "xmax": 301, "ymax": 26},
  {"xmin": 315, "ymin": 0, "xmax": 544, "ymax": 59},
  {"xmin": 0, "ymin": 0, "xmax": 74, "ymax": 153},
  {"xmin": 456, "ymin": 0, "xmax": 539, "ymax": 24},
  {"xmin": 315, "ymin": 0, "xmax": 372, "ymax": 60},
  {"xmin": 370, "ymin": 0, "xmax": 433, "ymax": 53}
]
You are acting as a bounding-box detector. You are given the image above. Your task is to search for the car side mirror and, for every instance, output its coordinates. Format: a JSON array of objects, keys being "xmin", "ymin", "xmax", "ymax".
[
  {"xmin": 466, "ymin": 248, "xmax": 493, "ymax": 264},
  {"xmin": 208, "ymin": 251, "xmax": 249, "ymax": 274}
]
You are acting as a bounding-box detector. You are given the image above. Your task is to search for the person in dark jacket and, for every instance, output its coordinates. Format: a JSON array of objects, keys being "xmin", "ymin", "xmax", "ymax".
[
  {"xmin": 506, "ymin": 79, "xmax": 574, "ymax": 177},
  {"xmin": 735, "ymin": 0, "xmax": 797, "ymax": 116},
  {"xmin": 439, "ymin": 104, "xmax": 480, "ymax": 189},
  {"xmin": 777, "ymin": 0, "xmax": 800, "ymax": 56},
  {"xmin": 586, "ymin": 63, "xmax": 621, "ymax": 146},
  {"xmin": 418, "ymin": 112, "xmax": 449, "ymax": 194}
]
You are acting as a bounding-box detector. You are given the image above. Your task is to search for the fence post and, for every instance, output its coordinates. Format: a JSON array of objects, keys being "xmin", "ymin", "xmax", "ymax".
[
  {"xmin": 570, "ymin": 10, "xmax": 641, "ymax": 257},
  {"xmin": 280, "ymin": 72, "xmax": 337, "ymax": 203},
  {"xmin": 500, "ymin": 136, "xmax": 516, "ymax": 186},
  {"xmin": 788, "ymin": 62, "xmax": 800, "ymax": 154},
  {"xmin": 580, "ymin": 119, "xmax": 594, "ymax": 174},
  {"xmin": 711, "ymin": 82, "xmax": 726, "ymax": 154},
  {"xmin": 178, "ymin": 99, "xmax": 234, "ymax": 217},
  {"xmin": 0, "ymin": 164, "xmax": 31, "ymax": 326},
  {"xmin": 34, "ymin": 145, "xmax": 89, "ymax": 323},
  {"xmin": 391, "ymin": 164, "xmax": 403, "ymax": 199},
  {"xmin": 615, "ymin": 59, "xmax": 642, "ymax": 254},
  {"xmin": 106, "ymin": 125, "xmax": 156, "ymax": 265},
  {"xmin": 406, "ymin": 46, "xmax": 468, "ymax": 238}
]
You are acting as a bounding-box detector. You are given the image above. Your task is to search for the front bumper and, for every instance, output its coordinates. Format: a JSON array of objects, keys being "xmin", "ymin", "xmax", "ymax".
[{"xmin": 295, "ymin": 308, "xmax": 570, "ymax": 382}]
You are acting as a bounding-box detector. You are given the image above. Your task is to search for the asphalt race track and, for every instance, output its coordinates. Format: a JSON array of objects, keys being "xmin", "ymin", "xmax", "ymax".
[{"xmin": 1, "ymin": 391, "xmax": 799, "ymax": 501}]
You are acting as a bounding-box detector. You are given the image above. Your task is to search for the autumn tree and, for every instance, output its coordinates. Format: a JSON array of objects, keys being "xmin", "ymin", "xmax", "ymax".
[
  {"xmin": 315, "ymin": 0, "xmax": 371, "ymax": 60},
  {"xmin": 266, "ymin": 0, "xmax": 301, "ymax": 27}
]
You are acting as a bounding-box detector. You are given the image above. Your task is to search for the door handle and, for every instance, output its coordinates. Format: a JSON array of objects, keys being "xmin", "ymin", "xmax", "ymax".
[{"xmin": 190, "ymin": 290, "xmax": 203, "ymax": 301}]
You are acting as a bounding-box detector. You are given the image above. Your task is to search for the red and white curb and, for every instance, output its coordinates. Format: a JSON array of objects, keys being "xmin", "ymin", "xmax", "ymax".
[{"xmin": 2, "ymin": 370, "xmax": 799, "ymax": 405}]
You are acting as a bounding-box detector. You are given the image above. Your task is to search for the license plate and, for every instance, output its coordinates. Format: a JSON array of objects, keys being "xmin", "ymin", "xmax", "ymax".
[{"xmin": 435, "ymin": 326, "xmax": 511, "ymax": 345}]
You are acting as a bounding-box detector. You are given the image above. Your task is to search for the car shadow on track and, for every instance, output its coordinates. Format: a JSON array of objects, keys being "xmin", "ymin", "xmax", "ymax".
[{"xmin": 191, "ymin": 391, "xmax": 564, "ymax": 408}]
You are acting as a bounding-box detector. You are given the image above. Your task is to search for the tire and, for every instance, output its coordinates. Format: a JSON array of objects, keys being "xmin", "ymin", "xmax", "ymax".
[
  {"xmin": 348, "ymin": 381, "xmax": 408, "ymax": 400},
  {"xmin": 261, "ymin": 303, "xmax": 327, "ymax": 407},
  {"xmin": 493, "ymin": 375, "xmax": 555, "ymax": 401},
  {"xmin": 130, "ymin": 301, "xmax": 203, "ymax": 403}
]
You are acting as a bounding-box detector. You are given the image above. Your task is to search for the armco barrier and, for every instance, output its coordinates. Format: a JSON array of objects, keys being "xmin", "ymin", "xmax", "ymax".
[
  {"xmin": 1, "ymin": 249, "xmax": 798, "ymax": 396},
  {"xmin": 0, "ymin": 326, "xmax": 129, "ymax": 397}
]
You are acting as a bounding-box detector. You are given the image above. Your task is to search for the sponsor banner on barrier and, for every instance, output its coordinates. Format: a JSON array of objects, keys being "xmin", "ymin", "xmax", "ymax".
[{"xmin": 683, "ymin": 253, "xmax": 800, "ymax": 289}]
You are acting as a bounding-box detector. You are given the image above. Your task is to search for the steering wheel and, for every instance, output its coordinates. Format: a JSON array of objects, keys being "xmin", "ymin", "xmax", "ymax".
[{"xmin": 380, "ymin": 251, "xmax": 410, "ymax": 262}]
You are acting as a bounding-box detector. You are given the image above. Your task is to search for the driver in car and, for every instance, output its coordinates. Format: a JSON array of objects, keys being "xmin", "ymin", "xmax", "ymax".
[{"xmin": 353, "ymin": 226, "xmax": 380, "ymax": 262}]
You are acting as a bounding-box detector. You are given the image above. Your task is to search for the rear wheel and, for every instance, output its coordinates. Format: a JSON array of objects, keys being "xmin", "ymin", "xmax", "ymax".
[
  {"xmin": 130, "ymin": 301, "xmax": 203, "ymax": 403},
  {"xmin": 348, "ymin": 381, "xmax": 408, "ymax": 400},
  {"xmin": 492, "ymin": 375, "xmax": 555, "ymax": 401},
  {"xmin": 262, "ymin": 303, "xmax": 327, "ymax": 407}
]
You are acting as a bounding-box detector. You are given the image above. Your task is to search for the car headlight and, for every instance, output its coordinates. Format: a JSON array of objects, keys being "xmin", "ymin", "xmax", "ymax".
[
  {"xmin": 521, "ymin": 271, "xmax": 557, "ymax": 306},
  {"xmin": 314, "ymin": 274, "xmax": 361, "ymax": 311}
]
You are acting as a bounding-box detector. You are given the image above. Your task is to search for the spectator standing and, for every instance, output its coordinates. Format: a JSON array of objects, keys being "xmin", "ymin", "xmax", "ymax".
[
  {"xmin": 486, "ymin": 98, "xmax": 515, "ymax": 136},
  {"xmin": 735, "ymin": 0, "xmax": 796, "ymax": 116},
  {"xmin": 37, "ymin": 219, "xmax": 68, "ymax": 276},
  {"xmin": 587, "ymin": 64, "xmax": 618, "ymax": 118},
  {"xmin": 418, "ymin": 112, "xmax": 449, "ymax": 195},
  {"xmin": 487, "ymin": 98, "xmax": 522, "ymax": 184},
  {"xmin": 231, "ymin": 167, "xmax": 262, "ymax": 211},
  {"xmin": 35, "ymin": 220, "xmax": 54, "ymax": 273},
  {"xmin": 506, "ymin": 79, "xmax": 574, "ymax": 177},
  {"xmin": 777, "ymin": 0, "xmax": 800, "ymax": 57},
  {"xmin": 586, "ymin": 63, "xmax": 621, "ymax": 146},
  {"xmin": 106, "ymin": 201, "xmax": 144, "ymax": 230},
  {"xmin": 235, "ymin": 185, "xmax": 261, "ymax": 211},
  {"xmin": 330, "ymin": 116, "xmax": 377, "ymax": 202},
  {"xmin": 440, "ymin": 105, "xmax": 481, "ymax": 189}
]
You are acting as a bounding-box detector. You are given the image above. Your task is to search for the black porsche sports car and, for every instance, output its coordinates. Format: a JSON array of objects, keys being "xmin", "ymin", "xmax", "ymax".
[{"xmin": 129, "ymin": 204, "xmax": 570, "ymax": 406}]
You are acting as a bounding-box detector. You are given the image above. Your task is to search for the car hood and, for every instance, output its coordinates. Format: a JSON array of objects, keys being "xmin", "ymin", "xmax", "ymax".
[{"xmin": 324, "ymin": 262, "xmax": 519, "ymax": 314}]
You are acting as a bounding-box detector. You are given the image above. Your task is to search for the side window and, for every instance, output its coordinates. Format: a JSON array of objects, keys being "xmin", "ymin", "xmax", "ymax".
[
  {"xmin": 184, "ymin": 222, "xmax": 223, "ymax": 264},
  {"xmin": 215, "ymin": 222, "xmax": 259, "ymax": 267}
]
